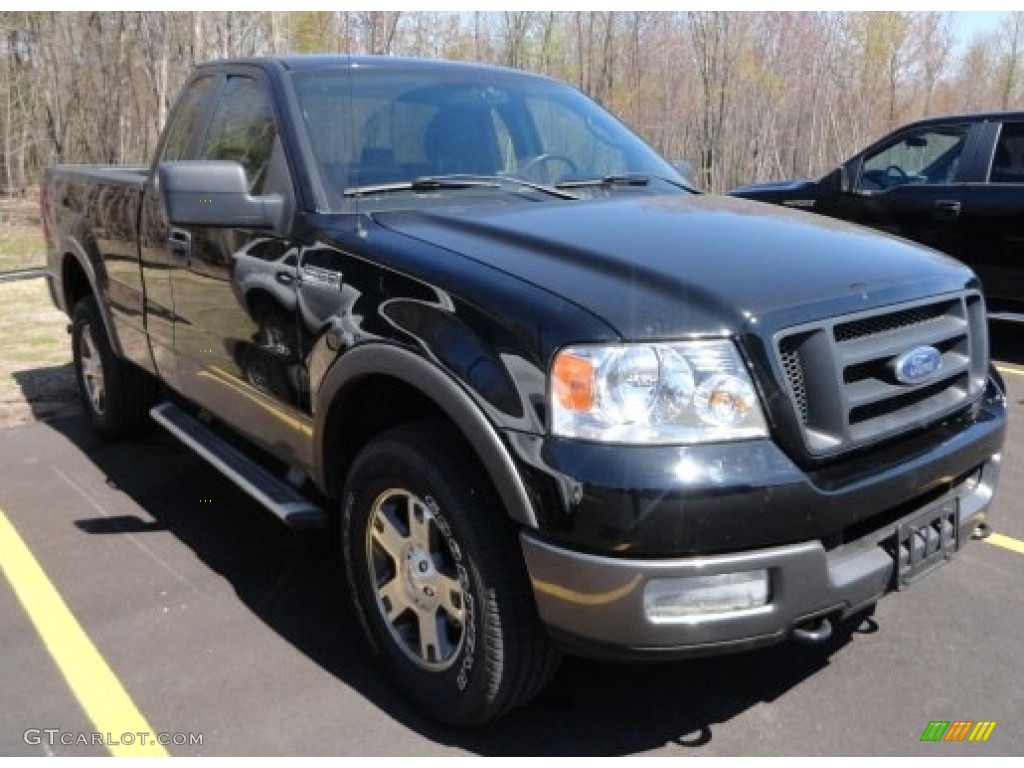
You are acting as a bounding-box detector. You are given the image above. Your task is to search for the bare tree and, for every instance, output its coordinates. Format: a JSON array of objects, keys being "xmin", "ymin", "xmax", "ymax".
[
  {"xmin": 687, "ymin": 12, "xmax": 747, "ymax": 191},
  {"xmin": 996, "ymin": 12, "xmax": 1024, "ymax": 109},
  {"xmin": 357, "ymin": 12, "xmax": 402, "ymax": 55},
  {"xmin": 501, "ymin": 11, "xmax": 534, "ymax": 69},
  {"xmin": 3, "ymin": 11, "xmax": 1023, "ymax": 199},
  {"xmin": 909, "ymin": 12, "xmax": 952, "ymax": 115}
]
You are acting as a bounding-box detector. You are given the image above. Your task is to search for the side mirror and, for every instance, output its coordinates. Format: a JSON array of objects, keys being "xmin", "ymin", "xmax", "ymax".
[
  {"xmin": 821, "ymin": 166, "xmax": 848, "ymax": 194},
  {"xmin": 158, "ymin": 161, "xmax": 283, "ymax": 230}
]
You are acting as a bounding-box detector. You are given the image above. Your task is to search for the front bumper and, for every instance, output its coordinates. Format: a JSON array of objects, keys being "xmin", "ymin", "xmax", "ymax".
[
  {"xmin": 520, "ymin": 452, "xmax": 1000, "ymax": 660},
  {"xmin": 510, "ymin": 376, "xmax": 1006, "ymax": 557}
]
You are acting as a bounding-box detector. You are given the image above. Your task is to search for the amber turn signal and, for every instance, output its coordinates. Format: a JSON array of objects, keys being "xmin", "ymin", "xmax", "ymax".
[{"xmin": 552, "ymin": 352, "xmax": 595, "ymax": 411}]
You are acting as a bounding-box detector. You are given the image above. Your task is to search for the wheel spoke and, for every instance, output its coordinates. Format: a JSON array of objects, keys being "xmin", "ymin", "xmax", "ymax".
[
  {"xmin": 92, "ymin": 377, "xmax": 105, "ymax": 412},
  {"xmin": 437, "ymin": 574, "xmax": 465, "ymax": 624},
  {"xmin": 408, "ymin": 497, "xmax": 433, "ymax": 550},
  {"xmin": 80, "ymin": 327, "xmax": 106, "ymax": 414},
  {"xmin": 371, "ymin": 506, "xmax": 407, "ymax": 562},
  {"xmin": 377, "ymin": 577, "xmax": 407, "ymax": 623},
  {"xmin": 417, "ymin": 609, "xmax": 443, "ymax": 664},
  {"xmin": 82, "ymin": 337, "xmax": 97, "ymax": 375}
]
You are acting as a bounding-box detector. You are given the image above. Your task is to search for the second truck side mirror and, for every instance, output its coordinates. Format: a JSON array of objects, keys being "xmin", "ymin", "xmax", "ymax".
[{"xmin": 822, "ymin": 165, "xmax": 850, "ymax": 194}]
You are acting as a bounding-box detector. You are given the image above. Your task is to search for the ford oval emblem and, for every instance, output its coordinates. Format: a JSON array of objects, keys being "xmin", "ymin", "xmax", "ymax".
[{"xmin": 893, "ymin": 346, "xmax": 943, "ymax": 385}]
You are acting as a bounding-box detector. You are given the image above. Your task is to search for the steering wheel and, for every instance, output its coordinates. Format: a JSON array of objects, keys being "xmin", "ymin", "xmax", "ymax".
[
  {"xmin": 884, "ymin": 164, "xmax": 909, "ymax": 184},
  {"xmin": 518, "ymin": 153, "xmax": 580, "ymax": 182}
]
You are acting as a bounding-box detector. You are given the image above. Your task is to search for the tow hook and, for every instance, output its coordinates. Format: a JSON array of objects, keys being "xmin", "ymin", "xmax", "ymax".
[{"xmin": 791, "ymin": 616, "xmax": 833, "ymax": 644}]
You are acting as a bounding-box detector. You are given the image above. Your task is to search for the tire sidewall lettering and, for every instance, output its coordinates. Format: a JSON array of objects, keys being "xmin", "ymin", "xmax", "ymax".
[{"xmin": 427, "ymin": 499, "xmax": 477, "ymax": 693}]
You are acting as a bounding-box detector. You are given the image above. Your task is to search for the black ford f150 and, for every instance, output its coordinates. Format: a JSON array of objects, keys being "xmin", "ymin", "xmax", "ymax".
[
  {"xmin": 42, "ymin": 56, "xmax": 1006, "ymax": 725},
  {"xmin": 731, "ymin": 112, "xmax": 1024, "ymax": 318}
]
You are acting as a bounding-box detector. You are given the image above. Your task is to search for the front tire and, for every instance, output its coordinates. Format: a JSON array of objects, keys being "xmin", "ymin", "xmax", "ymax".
[
  {"xmin": 342, "ymin": 422, "xmax": 559, "ymax": 725},
  {"xmin": 71, "ymin": 295, "xmax": 158, "ymax": 439}
]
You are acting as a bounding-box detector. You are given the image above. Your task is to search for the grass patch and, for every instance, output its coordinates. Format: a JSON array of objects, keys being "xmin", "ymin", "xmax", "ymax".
[
  {"xmin": 0, "ymin": 224, "xmax": 45, "ymax": 272},
  {"xmin": 0, "ymin": 198, "xmax": 71, "ymax": 424},
  {"xmin": 0, "ymin": 279, "xmax": 70, "ymax": 371},
  {"xmin": 0, "ymin": 278, "xmax": 78, "ymax": 426}
]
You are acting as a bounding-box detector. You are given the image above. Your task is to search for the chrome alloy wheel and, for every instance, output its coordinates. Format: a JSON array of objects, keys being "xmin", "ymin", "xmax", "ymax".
[
  {"xmin": 366, "ymin": 488, "xmax": 467, "ymax": 671},
  {"xmin": 79, "ymin": 323, "xmax": 106, "ymax": 415}
]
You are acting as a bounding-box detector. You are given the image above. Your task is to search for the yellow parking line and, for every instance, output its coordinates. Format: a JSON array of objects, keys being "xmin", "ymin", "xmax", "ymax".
[
  {"xmin": 0, "ymin": 506, "xmax": 168, "ymax": 757},
  {"xmin": 986, "ymin": 532, "xmax": 1024, "ymax": 556},
  {"xmin": 996, "ymin": 364, "xmax": 1024, "ymax": 377}
]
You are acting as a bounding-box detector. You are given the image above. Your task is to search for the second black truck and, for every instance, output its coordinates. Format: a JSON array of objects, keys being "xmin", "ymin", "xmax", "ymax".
[{"xmin": 731, "ymin": 111, "xmax": 1024, "ymax": 318}]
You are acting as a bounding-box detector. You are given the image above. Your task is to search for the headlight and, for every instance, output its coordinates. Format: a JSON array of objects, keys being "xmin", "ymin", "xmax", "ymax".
[{"xmin": 551, "ymin": 341, "xmax": 768, "ymax": 443}]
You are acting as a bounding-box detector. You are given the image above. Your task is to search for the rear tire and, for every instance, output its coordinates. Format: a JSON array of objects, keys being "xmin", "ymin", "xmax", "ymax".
[
  {"xmin": 71, "ymin": 295, "xmax": 158, "ymax": 439},
  {"xmin": 342, "ymin": 421, "xmax": 559, "ymax": 725}
]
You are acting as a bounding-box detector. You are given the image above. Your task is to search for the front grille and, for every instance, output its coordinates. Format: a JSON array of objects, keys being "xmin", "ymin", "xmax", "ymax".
[
  {"xmin": 779, "ymin": 343, "xmax": 808, "ymax": 423},
  {"xmin": 775, "ymin": 292, "xmax": 988, "ymax": 457},
  {"xmin": 833, "ymin": 301, "xmax": 951, "ymax": 342}
]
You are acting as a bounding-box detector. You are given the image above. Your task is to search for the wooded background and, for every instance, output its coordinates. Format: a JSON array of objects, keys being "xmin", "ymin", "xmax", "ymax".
[{"xmin": 2, "ymin": 11, "xmax": 1023, "ymax": 196}]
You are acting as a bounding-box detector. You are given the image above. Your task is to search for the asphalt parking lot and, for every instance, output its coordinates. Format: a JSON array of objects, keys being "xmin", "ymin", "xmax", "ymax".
[{"xmin": 1, "ymin": 324, "xmax": 1023, "ymax": 756}]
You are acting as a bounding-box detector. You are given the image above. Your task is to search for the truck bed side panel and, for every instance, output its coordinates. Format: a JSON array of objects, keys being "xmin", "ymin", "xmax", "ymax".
[{"xmin": 45, "ymin": 166, "xmax": 156, "ymax": 375}]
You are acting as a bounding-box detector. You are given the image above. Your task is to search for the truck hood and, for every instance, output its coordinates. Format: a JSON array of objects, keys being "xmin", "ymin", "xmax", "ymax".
[
  {"xmin": 373, "ymin": 194, "xmax": 975, "ymax": 339},
  {"xmin": 729, "ymin": 179, "xmax": 816, "ymax": 196}
]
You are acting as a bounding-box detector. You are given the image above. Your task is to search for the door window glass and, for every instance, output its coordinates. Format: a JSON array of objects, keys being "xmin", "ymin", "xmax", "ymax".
[
  {"xmin": 161, "ymin": 75, "xmax": 219, "ymax": 162},
  {"xmin": 201, "ymin": 76, "xmax": 278, "ymax": 194},
  {"xmin": 858, "ymin": 125, "xmax": 970, "ymax": 191}
]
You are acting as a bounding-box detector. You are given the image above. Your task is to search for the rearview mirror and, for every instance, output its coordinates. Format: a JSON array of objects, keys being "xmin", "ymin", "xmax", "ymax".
[{"xmin": 158, "ymin": 161, "xmax": 283, "ymax": 230}]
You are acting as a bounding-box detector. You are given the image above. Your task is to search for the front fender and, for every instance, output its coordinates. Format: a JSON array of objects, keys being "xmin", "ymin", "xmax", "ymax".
[{"xmin": 313, "ymin": 343, "xmax": 539, "ymax": 528}]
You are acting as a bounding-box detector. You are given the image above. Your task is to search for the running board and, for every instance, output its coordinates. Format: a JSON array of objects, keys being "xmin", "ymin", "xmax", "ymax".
[{"xmin": 150, "ymin": 402, "xmax": 327, "ymax": 529}]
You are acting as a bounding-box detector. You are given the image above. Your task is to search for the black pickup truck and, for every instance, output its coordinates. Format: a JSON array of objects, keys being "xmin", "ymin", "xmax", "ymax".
[
  {"xmin": 42, "ymin": 56, "xmax": 1006, "ymax": 725},
  {"xmin": 731, "ymin": 112, "xmax": 1024, "ymax": 318}
]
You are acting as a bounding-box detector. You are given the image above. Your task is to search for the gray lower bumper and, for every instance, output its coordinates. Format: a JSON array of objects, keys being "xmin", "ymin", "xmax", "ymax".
[{"xmin": 520, "ymin": 455, "xmax": 999, "ymax": 659}]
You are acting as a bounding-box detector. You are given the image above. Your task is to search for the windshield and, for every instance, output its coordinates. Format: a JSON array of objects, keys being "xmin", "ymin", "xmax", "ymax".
[{"xmin": 291, "ymin": 63, "xmax": 688, "ymax": 212}]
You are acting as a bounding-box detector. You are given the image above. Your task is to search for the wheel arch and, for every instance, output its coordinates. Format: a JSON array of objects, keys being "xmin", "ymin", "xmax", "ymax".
[
  {"xmin": 314, "ymin": 344, "xmax": 538, "ymax": 529},
  {"xmin": 59, "ymin": 233, "xmax": 123, "ymax": 358}
]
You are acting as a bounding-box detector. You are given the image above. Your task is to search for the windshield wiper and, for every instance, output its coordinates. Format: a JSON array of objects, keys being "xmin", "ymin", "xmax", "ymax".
[
  {"xmin": 343, "ymin": 176, "xmax": 499, "ymax": 196},
  {"xmin": 555, "ymin": 173, "xmax": 651, "ymax": 189},
  {"xmin": 490, "ymin": 175, "xmax": 579, "ymax": 199},
  {"xmin": 344, "ymin": 174, "xmax": 578, "ymax": 200}
]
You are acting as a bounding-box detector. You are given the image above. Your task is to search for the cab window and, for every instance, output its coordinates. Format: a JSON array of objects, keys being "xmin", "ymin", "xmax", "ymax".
[
  {"xmin": 201, "ymin": 76, "xmax": 279, "ymax": 195},
  {"xmin": 161, "ymin": 75, "xmax": 219, "ymax": 163},
  {"xmin": 989, "ymin": 122, "xmax": 1024, "ymax": 183},
  {"xmin": 858, "ymin": 125, "xmax": 970, "ymax": 192}
]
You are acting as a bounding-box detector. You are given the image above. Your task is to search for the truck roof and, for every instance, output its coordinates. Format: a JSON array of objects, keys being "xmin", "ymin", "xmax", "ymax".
[
  {"xmin": 899, "ymin": 109, "xmax": 1024, "ymax": 129},
  {"xmin": 195, "ymin": 54, "xmax": 541, "ymax": 78}
]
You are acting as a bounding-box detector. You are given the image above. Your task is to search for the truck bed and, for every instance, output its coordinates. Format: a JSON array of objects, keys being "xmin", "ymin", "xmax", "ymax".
[{"xmin": 42, "ymin": 164, "xmax": 153, "ymax": 377}]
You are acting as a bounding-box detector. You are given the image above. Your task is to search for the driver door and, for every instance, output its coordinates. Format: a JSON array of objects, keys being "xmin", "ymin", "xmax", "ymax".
[
  {"xmin": 843, "ymin": 123, "xmax": 972, "ymax": 258},
  {"xmin": 167, "ymin": 71, "xmax": 310, "ymax": 464}
]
